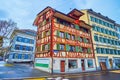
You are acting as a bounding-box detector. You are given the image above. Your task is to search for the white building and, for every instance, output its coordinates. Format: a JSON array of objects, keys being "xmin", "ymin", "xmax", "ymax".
[{"xmin": 5, "ymin": 29, "xmax": 36, "ymax": 62}]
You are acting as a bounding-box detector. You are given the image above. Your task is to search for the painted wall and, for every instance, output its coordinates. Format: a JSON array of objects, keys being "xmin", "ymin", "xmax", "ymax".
[
  {"xmin": 34, "ymin": 58, "xmax": 51, "ymax": 73},
  {"xmin": 53, "ymin": 58, "xmax": 96, "ymax": 73}
]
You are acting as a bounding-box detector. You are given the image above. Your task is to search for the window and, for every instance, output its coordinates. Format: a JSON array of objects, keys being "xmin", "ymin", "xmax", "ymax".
[
  {"xmin": 59, "ymin": 44, "xmax": 65, "ymax": 50},
  {"xmin": 94, "ymin": 35, "xmax": 99, "ymax": 41},
  {"xmin": 70, "ymin": 45, "xmax": 75, "ymax": 52},
  {"xmin": 22, "ymin": 54, "xmax": 25, "ymax": 59},
  {"xmin": 86, "ymin": 39, "xmax": 90, "ymax": 43},
  {"xmin": 30, "ymin": 39, "xmax": 34, "ymax": 44},
  {"xmin": 43, "ymin": 44, "xmax": 49, "ymax": 51},
  {"xmin": 16, "ymin": 36, "xmax": 22, "ymax": 42},
  {"xmin": 83, "ymin": 48, "xmax": 88, "ymax": 53},
  {"xmin": 79, "ymin": 37, "xmax": 83, "ymax": 42},
  {"xmin": 60, "ymin": 31, "xmax": 64, "ymax": 38},
  {"xmin": 87, "ymin": 48, "xmax": 91, "ymax": 53},
  {"xmin": 96, "ymin": 47, "xmax": 101, "ymax": 53},
  {"xmin": 22, "ymin": 46, "xmax": 26, "ymax": 50},
  {"xmin": 29, "ymin": 47, "xmax": 33, "ymax": 51},
  {"xmin": 45, "ymin": 30, "xmax": 50, "ymax": 36},
  {"xmin": 14, "ymin": 54, "xmax": 18, "ymax": 59},
  {"xmin": 71, "ymin": 35, "xmax": 75, "ymax": 40},
  {"xmin": 68, "ymin": 60, "xmax": 77, "ymax": 69},
  {"xmin": 75, "ymin": 25, "xmax": 80, "ymax": 30},
  {"xmin": 57, "ymin": 44, "xmax": 64, "ymax": 50},
  {"xmin": 79, "ymin": 47, "xmax": 83, "ymax": 52},
  {"xmin": 83, "ymin": 38, "xmax": 87, "ymax": 43},
  {"xmin": 99, "ymin": 37, "xmax": 103, "ymax": 43},
  {"xmin": 15, "ymin": 45, "xmax": 20, "ymax": 50},
  {"xmin": 87, "ymin": 59, "xmax": 93, "ymax": 68},
  {"xmin": 66, "ymin": 33, "xmax": 70, "ymax": 39}
]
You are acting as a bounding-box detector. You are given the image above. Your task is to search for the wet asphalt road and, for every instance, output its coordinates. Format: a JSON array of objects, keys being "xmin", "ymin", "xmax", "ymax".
[
  {"xmin": 68, "ymin": 71, "xmax": 120, "ymax": 80},
  {"xmin": 0, "ymin": 61, "xmax": 120, "ymax": 80},
  {"xmin": 0, "ymin": 61, "xmax": 50, "ymax": 79}
]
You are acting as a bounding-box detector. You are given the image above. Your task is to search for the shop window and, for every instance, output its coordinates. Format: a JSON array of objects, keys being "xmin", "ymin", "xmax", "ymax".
[
  {"xmin": 68, "ymin": 60, "xmax": 77, "ymax": 69},
  {"xmin": 87, "ymin": 59, "xmax": 93, "ymax": 68}
]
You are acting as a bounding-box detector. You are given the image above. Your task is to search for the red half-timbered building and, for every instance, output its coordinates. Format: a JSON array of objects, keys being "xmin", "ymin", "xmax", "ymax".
[{"xmin": 33, "ymin": 7, "xmax": 96, "ymax": 73}]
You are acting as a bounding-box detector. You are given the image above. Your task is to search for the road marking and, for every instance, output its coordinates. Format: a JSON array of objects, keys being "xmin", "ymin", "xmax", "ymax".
[
  {"xmin": 24, "ymin": 78, "xmax": 46, "ymax": 80},
  {"xmin": 0, "ymin": 71, "xmax": 14, "ymax": 74}
]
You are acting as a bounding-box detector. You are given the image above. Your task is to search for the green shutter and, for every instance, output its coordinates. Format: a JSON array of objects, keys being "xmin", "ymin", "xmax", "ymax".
[
  {"xmin": 83, "ymin": 38, "xmax": 87, "ymax": 43},
  {"xmin": 66, "ymin": 33, "xmax": 69, "ymax": 39},
  {"xmin": 77, "ymin": 37, "xmax": 80, "ymax": 41},
  {"xmin": 57, "ymin": 44, "xmax": 60, "ymax": 50},
  {"xmin": 76, "ymin": 46, "xmax": 79, "ymax": 52},
  {"xmin": 79, "ymin": 47, "xmax": 83, "ymax": 52},
  {"xmin": 42, "ymin": 20, "xmax": 46, "ymax": 26},
  {"xmin": 75, "ymin": 25, "xmax": 79, "ymax": 30},
  {"xmin": 66, "ymin": 44, "xmax": 70, "ymax": 51},
  {"xmin": 42, "ymin": 45, "xmax": 45, "ymax": 51},
  {"xmin": 48, "ymin": 44, "xmax": 50, "ymax": 50},
  {"xmin": 57, "ymin": 30, "xmax": 60, "ymax": 37},
  {"xmin": 88, "ymin": 48, "xmax": 91, "ymax": 53}
]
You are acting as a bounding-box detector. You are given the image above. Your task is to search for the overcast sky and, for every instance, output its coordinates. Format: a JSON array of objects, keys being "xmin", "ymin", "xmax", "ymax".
[{"xmin": 0, "ymin": 0, "xmax": 120, "ymax": 31}]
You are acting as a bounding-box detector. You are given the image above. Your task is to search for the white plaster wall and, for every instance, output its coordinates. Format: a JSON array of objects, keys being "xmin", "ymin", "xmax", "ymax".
[
  {"xmin": 34, "ymin": 58, "xmax": 51, "ymax": 73},
  {"xmin": 52, "ymin": 58, "xmax": 96, "ymax": 73},
  {"xmin": 85, "ymin": 59, "xmax": 96, "ymax": 71}
]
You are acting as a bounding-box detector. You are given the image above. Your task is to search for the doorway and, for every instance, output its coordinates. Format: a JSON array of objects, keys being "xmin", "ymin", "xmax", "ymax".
[
  {"xmin": 60, "ymin": 60, "xmax": 65, "ymax": 72},
  {"xmin": 81, "ymin": 59, "xmax": 85, "ymax": 71}
]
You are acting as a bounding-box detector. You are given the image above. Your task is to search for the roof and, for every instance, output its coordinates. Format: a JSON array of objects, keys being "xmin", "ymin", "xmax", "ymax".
[
  {"xmin": 81, "ymin": 9, "xmax": 115, "ymax": 23},
  {"xmin": 12, "ymin": 29, "xmax": 36, "ymax": 37},
  {"xmin": 33, "ymin": 6, "xmax": 91, "ymax": 29}
]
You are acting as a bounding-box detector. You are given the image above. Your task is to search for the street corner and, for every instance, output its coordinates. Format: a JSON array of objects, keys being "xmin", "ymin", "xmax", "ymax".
[{"xmin": 24, "ymin": 78, "xmax": 46, "ymax": 80}]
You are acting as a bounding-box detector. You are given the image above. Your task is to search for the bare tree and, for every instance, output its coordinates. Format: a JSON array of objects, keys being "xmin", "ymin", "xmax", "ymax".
[
  {"xmin": 0, "ymin": 19, "xmax": 16, "ymax": 38},
  {"xmin": 0, "ymin": 19, "xmax": 16, "ymax": 58}
]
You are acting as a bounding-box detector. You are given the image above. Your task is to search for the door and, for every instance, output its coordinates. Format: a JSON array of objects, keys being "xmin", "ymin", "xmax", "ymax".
[
  {"xmin": 61, "ymin": 61, "xmax": 65, "ymax": 72},
  {"xmin": 100, "ymin": 62, "xmax": 107, "ymax": 70},
  {"xmin": 81, "ymin": 59, "xmax": 85, "ymax": 71},
  {"xmin": 109, "ymin": 59, "xmax": 113, "ymax": 69}
]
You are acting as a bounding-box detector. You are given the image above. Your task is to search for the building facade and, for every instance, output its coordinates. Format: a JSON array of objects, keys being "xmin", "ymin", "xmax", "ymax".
[
  {"xmin": 80, "ymin": 9, "xmax": 120, "ymax": 70},
  {"xmin": 5, "ymin": 29, "xmax": 36, "ymax": 62},
  {"xmin": 0, "ymin": 36, "xmax": 3, "ymax": 48},
  {"xmin": 33, "ymin": 7, "xmax": 96, "ymax": 73}
]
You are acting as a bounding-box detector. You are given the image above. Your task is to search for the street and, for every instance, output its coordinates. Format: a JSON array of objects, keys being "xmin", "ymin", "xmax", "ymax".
[{"xmin": 0, "ymin": 61, "xmax": 120, "ymax": 80}]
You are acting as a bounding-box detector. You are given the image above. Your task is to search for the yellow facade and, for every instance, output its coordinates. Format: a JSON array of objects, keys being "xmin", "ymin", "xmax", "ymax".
[{"xmin": 80, "ymin": 9, "xmax": 120, "ymax": 70}]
